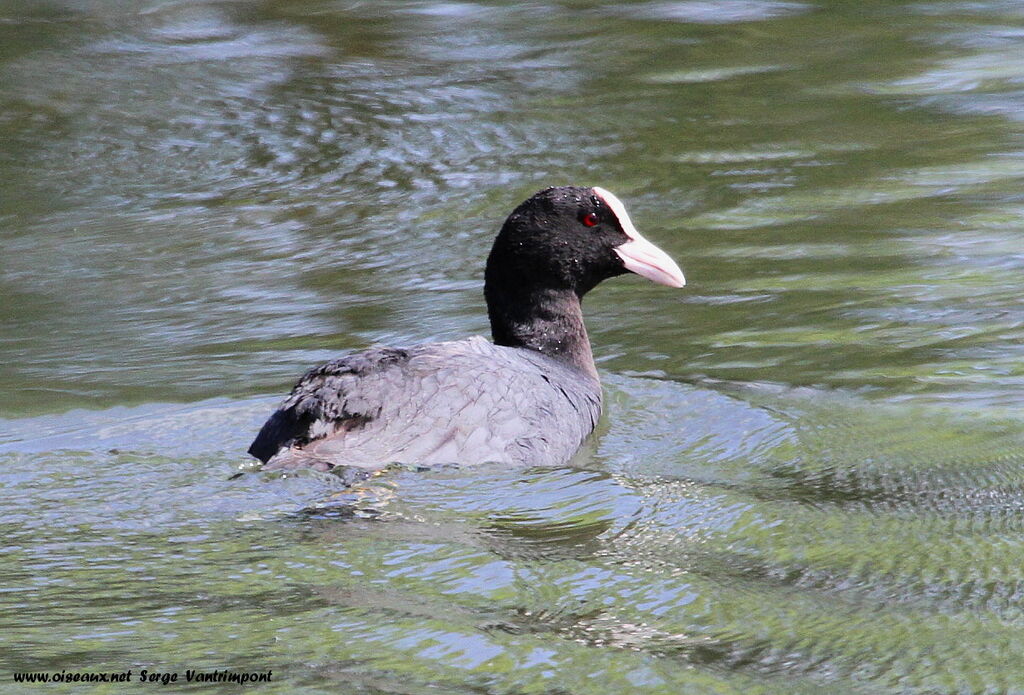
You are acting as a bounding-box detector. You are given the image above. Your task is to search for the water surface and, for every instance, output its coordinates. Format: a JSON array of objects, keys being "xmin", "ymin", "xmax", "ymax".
[{"xmin": 3, "ymin": 1, "xmax": 1024, "ymax": 692}]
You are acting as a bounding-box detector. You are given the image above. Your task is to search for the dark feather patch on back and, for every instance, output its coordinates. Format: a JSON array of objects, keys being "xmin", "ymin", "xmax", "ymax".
[{"xmin": 247, "ymin": 346, "xmax": 410, "ymax": 464}]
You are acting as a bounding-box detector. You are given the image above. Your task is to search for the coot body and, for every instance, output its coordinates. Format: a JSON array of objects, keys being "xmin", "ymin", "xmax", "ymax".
[{"xmin": 249, "ymin": 186, "xmax": 684, "ymax": 472}]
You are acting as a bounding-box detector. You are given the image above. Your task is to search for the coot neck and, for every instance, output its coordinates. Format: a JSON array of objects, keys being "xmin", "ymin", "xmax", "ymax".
[{"xmin": 484, "ymin": 282, "xmax": 598, "ymax": 381}]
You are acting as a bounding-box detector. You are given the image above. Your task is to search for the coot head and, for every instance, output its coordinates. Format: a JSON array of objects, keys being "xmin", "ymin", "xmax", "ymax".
[
  {"xmin": 484, "ymin": 186, "xmax": 684, "ymax": 370},
  {"xmin": 485, "ymin": 186, "xmax": 684, "ymax": 298}
]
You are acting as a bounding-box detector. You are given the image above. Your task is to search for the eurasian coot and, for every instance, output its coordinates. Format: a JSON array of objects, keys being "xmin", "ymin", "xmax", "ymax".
[{"xmin": 249, "ymin": 186, "xmax": 684, "ymax": 471}]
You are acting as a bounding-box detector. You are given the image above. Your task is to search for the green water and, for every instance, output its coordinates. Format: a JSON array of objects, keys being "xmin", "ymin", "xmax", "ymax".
[{"xmin": 2, "ymin": 1, "xmax": 1024, "ymax": 693}]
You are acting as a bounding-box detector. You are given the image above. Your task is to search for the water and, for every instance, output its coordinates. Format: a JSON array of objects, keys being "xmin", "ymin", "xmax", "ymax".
[{"xmin": 2, "ymin": 1, "xmax": 1024, "ymax": 692}]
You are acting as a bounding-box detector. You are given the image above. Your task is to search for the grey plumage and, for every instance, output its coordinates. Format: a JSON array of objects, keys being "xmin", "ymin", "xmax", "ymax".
[{"xmin": 249, "ymin": 336, "xmax": 601, "ymax": 471}]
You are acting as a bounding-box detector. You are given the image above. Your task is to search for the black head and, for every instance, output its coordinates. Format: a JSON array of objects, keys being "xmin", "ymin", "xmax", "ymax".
[
  {"xmin": 485, "ymin": 186, "xmax": 684, "ymax": 298},
  {"xmin": 483, "ymin": 186, "xmax": 684, "ymax": 369}
]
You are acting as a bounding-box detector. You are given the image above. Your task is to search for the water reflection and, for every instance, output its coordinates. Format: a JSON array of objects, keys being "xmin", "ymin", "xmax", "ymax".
[{"xmin": 3, "ymin": 0, "xmax": 1024, "ymax": 692}]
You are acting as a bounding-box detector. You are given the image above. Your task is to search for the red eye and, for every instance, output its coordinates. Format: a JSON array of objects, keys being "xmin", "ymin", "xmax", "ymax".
[{"xmin": 582, "ymin": 212, "xmax": 599, "ymax": 227}]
